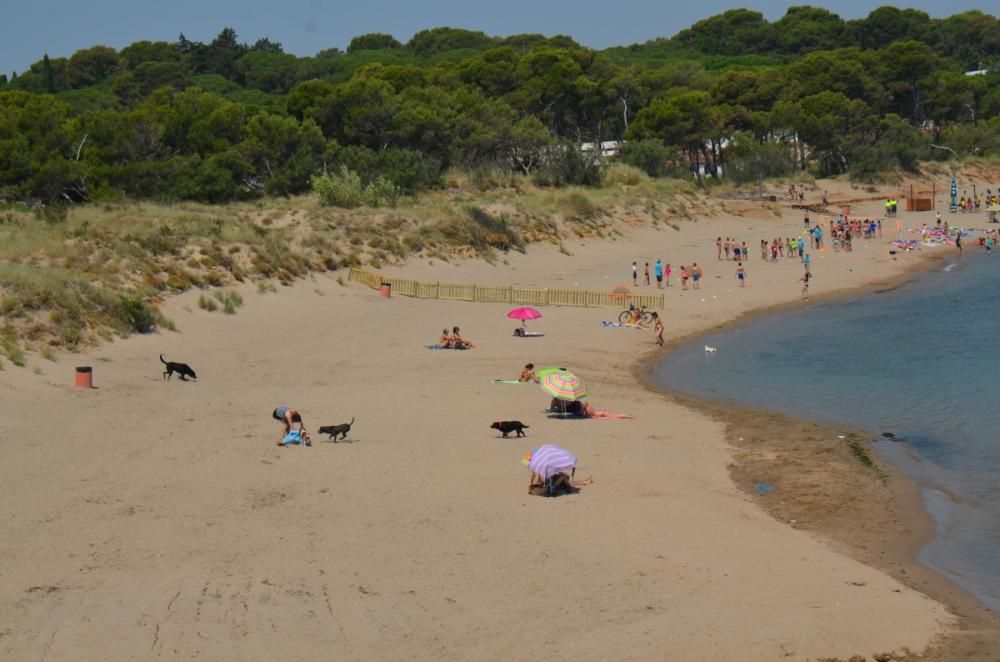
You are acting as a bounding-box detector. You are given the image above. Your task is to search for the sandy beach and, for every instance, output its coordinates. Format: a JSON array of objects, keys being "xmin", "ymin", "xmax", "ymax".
[{"xmin": 3, "ymin": 184, "xmax": 999, "ymax": 660}]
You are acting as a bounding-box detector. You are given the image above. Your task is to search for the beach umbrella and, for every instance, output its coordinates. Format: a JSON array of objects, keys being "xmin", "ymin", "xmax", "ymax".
[
  {"xmin": 611, "ymin": 284, "xmax": 632, "ymax": 301},
  {"xmin": 525, "ymin": 444, "xmax": 577, "ymax": 480},
  {"xmin": 507, "ymin": 306, "xmax": 542, "ymax": 321},
  {"xmin": 540, "ymin": 370, "xmax": 587, "ymax": 401}
]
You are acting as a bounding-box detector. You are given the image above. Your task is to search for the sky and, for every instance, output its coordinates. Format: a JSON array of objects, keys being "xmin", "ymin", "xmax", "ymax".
[{"xmin": 1, "ymin": 0, "xmax": 990, "ymax": 74}]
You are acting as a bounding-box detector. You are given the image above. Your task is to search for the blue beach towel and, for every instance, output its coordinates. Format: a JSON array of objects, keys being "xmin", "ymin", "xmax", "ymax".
[{"xmin": 283, "ymin": 430, "xmax": 304, "ymax": 445}]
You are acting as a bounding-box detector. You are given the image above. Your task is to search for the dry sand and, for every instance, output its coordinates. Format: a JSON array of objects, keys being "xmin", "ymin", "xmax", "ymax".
[{"xmin": 2, "ymin": 183, "xmax": 997, "ymax": 660}]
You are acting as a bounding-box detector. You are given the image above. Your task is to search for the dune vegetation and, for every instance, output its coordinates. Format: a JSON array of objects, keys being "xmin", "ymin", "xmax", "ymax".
[{"xmin": 1, "ymin": 6, "xmax": 999, "ymax": 355}]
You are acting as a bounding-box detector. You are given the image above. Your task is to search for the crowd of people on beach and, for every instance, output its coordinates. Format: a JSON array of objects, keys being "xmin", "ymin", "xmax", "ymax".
[
  {"xmin": 716, "ymin": 237, "xmax": 752, "ymax": 261},
  {"xmin": 958, "ymin": 189, "xmax": 998, "ymax": 212},
  {"xmin": 634, "ymin": 259, "xmax": 672, "ymax": 288},
  {"xmin": 821, "ymin": 216, "xmax": 883, "ymax": 253}
]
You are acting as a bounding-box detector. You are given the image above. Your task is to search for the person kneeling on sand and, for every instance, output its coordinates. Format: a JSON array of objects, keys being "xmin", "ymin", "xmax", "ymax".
[
  {"xmin": 273, "ymin": 406, "xmax": 310, "ymax": 446},
  {"xmin": 519, "ymin": 363, "xmax": 539, "ymax": 383},
  {"xmin": 529, "ymin": 471, "xmax": 594, "ymax": 496}
]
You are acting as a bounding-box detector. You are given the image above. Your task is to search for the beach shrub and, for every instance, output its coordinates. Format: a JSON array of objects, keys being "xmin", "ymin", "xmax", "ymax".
[
  {"xmin": 312, "ymin": 167, "xmax": 401, "ymax": 208},
  {"xmin": 198, "ymin": 293, "xmax": 218, "ymax": 311},
  {"xmin": 1, "ymin": 338, "xmax": 26, "ymax": 366},
  {"xmin": 472, "ymin": 206, "xmax": 524, "ymax": 252},
  {"xmin": 217, "ymin": 289, "xmax": 244, "ymax": 314},
  {"xmin": 33, "ymin": 202, "xmax": 70, "ymax": 225},
  {"xmin": 201, "ymin": 289, "xmax": 244, "ymax": 314},
  {"xmin": 312, "ymin": 167, "xmax": 366, "ymax": 208},
  {"xmin": 118, "ymin": 295, "xmax": 157, "ymax": 333},
  {"xmin": 532, "ymin": 142, "xmax": 605, "ymax": 188},
  {"xmin": 559, "ymin": 192, "xmax": 600, "ymax": 220},
  {"xmin": 364, "ymin": 176, "xmax": 401, "ymax": 207},
  {"xmin": 604, "ymin": 163, "xmax": 649, "ymax": 186},
  {"xmin": 620, "ymin": 139, "xmax": 673, "ymax": 178}
]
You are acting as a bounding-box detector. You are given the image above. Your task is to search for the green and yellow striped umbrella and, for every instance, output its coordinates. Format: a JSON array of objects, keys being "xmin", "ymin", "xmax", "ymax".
[{"xmin": 540, "ymin": 370, "xmax": 587, "ymax": 401}]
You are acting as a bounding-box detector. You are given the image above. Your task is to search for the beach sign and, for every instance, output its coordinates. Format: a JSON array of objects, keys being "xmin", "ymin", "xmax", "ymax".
[{"xmin": 950, "ymin": 176, "xmax": 958, "ymax": 213}]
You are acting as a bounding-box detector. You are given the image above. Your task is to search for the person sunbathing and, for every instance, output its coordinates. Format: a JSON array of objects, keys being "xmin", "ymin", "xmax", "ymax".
[
  {"xmin": 581, "ymin": 401, "xmax": 633, "ymax": 419},
  {"xmin": 438, "ymin": 328, "xmax": 453, "ymax": 348},
  {"xmin": 452, "ymin": 326, "xmax": 477, "ymax": 349}
]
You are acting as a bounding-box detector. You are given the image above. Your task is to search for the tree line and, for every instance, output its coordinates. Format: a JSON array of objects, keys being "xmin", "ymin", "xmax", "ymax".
[{"xmin": 1, "ymin": 6, "xmax": 999, "ymax": 204}]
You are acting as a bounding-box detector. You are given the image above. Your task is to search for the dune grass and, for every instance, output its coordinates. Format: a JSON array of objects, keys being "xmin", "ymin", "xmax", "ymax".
[{"xmin": 0, "ymin": 173, "xmax": 705, "ymax": 350}]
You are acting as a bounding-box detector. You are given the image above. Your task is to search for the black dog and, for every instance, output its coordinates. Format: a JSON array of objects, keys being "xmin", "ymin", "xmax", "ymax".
[
  {"xmin": 160, "ymin": 354, "xmax": 197, "ymax": 381},
  {"xmin": 491, "ymin": 420, "xmax": 529, "ymax": 438},
  {"xmin": 319, "ymin": 417, "xmax": 354, "ymax": 442}
]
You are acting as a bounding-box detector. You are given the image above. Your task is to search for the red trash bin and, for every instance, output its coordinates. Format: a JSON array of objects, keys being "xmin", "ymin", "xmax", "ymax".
[
  {"xmin": 379, "ymin": 282, "xmax": 391, "ymax": 298},
  {"xmin": 75, "ymin": 366, "xmax": 93, "ymax": 389}
]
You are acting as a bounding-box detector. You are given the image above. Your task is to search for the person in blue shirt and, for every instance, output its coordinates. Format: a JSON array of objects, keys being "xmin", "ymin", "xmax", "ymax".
[{"xmin": 654, "ymin": 259, "xmax": 664, "ymax": 289}]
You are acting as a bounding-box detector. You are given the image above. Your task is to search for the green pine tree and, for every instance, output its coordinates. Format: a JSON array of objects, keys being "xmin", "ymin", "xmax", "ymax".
[{"xmin": 42, "ymin": 54, "xmax": 55, "ymax": 92}]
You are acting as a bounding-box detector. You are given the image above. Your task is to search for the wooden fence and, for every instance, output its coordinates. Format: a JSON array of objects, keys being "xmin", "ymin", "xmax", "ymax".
[{"xmin": 348, "ymin": 267, "xmax": 664, "ymax": 310}]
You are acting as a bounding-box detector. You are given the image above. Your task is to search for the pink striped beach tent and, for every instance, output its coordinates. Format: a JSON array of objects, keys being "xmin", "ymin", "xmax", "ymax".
[{"xmin": 526, "ymin": 444, "xmax": 577, "ymax": 480}]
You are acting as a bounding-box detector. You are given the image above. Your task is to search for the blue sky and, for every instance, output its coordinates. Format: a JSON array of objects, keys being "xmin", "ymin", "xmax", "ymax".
[{"xmin": 1, "ymin": 1, "xmax": 988, "ymax": 74}]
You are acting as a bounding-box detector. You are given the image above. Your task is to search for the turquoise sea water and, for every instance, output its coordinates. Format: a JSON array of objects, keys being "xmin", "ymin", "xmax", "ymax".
[{"xmin": 653, "ymin": 253, "xmax": 1000, "ymax": 612}]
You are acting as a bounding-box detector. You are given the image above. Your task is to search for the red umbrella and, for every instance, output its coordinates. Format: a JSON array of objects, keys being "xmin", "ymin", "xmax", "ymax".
[
  {"xmin": 611, "ymin": 284, "xmax": 633, "ymax": 303},
  {"xmin": 507, "ymin": 307, "xmax": 542, "ymax": 321}
]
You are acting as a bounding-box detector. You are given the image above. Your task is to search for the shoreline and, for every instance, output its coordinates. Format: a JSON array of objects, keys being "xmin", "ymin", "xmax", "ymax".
[{"xmin": 632, "ymin": 248, "xmax": 1000, "ymax": 658}]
